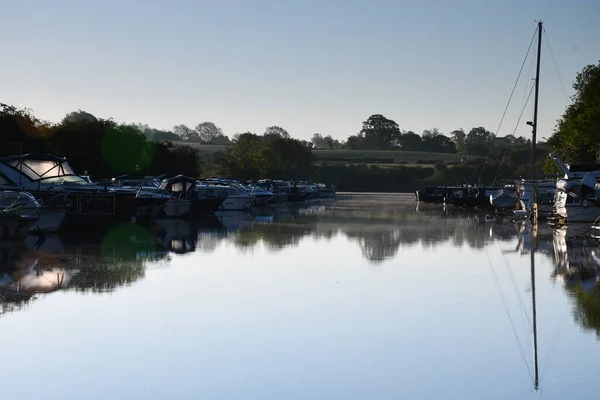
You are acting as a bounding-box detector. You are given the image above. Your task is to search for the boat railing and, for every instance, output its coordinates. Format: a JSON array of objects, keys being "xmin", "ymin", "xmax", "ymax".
[{"xmin": 0, "ymin": 191, "xmax": 41, "ymax": 217}]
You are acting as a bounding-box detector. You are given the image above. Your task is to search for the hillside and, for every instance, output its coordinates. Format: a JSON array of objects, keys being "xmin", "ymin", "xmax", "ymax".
[{"xmin": 164, "ymin": 141, "xmax": 474, "ymax": 165}]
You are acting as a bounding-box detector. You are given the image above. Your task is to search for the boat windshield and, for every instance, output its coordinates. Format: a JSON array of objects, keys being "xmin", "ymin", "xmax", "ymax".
[
  {"xmin": 7, "ymin": 159, "xmax": 88, "ymax": 184},
  {"xmin": 41, "ymin": 175, "xmax": 92, "ymax": 185}
]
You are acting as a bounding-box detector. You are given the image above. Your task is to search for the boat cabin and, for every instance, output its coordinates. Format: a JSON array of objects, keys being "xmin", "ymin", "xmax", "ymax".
[{"xmin": 0, "ymin": 154, "xmax": 91, "ymax": 186}]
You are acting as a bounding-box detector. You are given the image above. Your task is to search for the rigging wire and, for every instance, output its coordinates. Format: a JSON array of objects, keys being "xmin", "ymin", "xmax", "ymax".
[
  {"xmin": 543, "ymin": 27, "xmax": 569, "ymax": 102},
  {"xmin": 494, "ymin": 26, "xmax": 539, "ymax": 137},
  {"xmin": 511, "ymin": 84, "xmax": 536, "ymax": 136},
  {"xmin": 496, "ymin": 241, "xmax": 532, "ymax": 330},
  {"xmin": 539, "ymin": 291, "xmax": 569, "ymax": 383},
  {"xmin": 520, "ymin": 42, "xmax": 537, "ymax": 112},
  {"xmin": 484, "ymin": 245, "xmax": 534, "ymax": 383}
]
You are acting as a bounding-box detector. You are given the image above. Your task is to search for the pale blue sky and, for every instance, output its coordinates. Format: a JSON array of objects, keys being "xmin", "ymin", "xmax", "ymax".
[{"xmin": 1, "ymin": 0, "xmax": 599, "ymax": 141}]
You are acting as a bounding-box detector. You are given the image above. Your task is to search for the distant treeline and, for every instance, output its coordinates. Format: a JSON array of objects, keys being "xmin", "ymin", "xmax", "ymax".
[{"xmin": 1, "ymin": 104, "xmax": 548, "ymax": 191}]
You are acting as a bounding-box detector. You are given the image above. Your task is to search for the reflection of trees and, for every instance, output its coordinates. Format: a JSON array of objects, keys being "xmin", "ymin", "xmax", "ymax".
[
  {"xmin": 345, "ymin": 229, "xmax": 401, "ymax": 263},
  {"xmin": 232, "ymin": 223, "xmax": 313, "ymax": 251},
  {"xmin": 196, "ymin": 231, "xmax": 228, "ymax": 254},
  {"xmin": 566, "ymin": 287, "xmax": 600, "ymax": 338},
  {"xmin": 550, "ymin": 225, "xmax": 600, "ymax": 338},
  {"xmin": 66, "ymin": 256, "xmax": 146, "ymax": 293},
  {"xmin": 225, "ymin": 204, "xmax": 517, "ymax": 263}
]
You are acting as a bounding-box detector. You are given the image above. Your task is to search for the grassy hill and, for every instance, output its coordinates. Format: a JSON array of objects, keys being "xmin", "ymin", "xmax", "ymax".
[{"xmin": 165, "ymin": 141, "xmax": 475, "ymax": 165}]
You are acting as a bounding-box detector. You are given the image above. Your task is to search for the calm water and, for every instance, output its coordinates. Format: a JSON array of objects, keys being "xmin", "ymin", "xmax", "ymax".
[{"xmin": 1, "ymin": 193, "xmax": 600, "ymax": 399}]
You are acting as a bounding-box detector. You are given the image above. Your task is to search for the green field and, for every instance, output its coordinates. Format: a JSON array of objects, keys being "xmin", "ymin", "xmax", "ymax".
[
  {"xmin": 165, "ymin": 141, "xmax": 474, "ymax": 165},
  {"xmin": 312, "ymin": 149, "xmax": 470, "ymax": 164}
]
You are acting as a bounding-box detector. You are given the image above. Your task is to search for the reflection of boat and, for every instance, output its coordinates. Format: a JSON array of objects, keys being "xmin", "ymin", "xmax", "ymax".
[
  {"xmin": 1, "ymin": 191, "xmax": 69, "ymax": 232},
  {"xmin": 552, "ymin": 225, "xmax": 600, "ymax": 287},
  {"xmin": 1, "ymin": 192, "xmax": 40, "ymax": 238},
  {"xmin": 215, "ymin": 211, "xmax": 254, "ymax": 232},
  {"xmin": 152, "ymin": 218, "xmax": 197, "ymax": 254},
  {"xmin": 487, "ymin": 220, "xmax": 519, "ymax": 241}
]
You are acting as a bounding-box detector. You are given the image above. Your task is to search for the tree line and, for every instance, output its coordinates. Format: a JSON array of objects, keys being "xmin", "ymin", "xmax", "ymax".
[
  {"xmin": 545, "ymin": 60, "xmax": 600, "ymax": 168},
  {"xmin": 1, "ymin": 59, "xmax": 596, "ymax": 188},
  {"xmin": 145, "ymin": 112, "xmax": 533, "ymax": 157},
  {"xmin": 0, "ymin": 105, "xmax": 202, "ymax": 178},
  {"xmin": 0, "ymin": 103, "xmax": 541, "ymax": 187}
]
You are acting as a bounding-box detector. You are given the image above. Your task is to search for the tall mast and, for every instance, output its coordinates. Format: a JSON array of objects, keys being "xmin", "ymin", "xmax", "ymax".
[
  {"xmin": 529, "ymin": 21, "xmax": 543, "ymax": 179},
  {"xmin": 530, "ymin": 223, "xmax": 539, "ymax": 391}
]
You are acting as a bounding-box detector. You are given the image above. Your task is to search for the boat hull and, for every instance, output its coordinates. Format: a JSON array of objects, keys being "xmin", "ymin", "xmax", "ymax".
[
  {"xmin": 191, "ymin": 197, "xmax": 226, "ymax": 215},
  {"xmin": 32, "ymin": 206, "xmax": 69, "ymax": 232},
  {"xmin": 554, "ymin": 191, "xmax": 600, "ymax": 222},
  {"xmin": 24, "ymin": 189, "xmax": 139, "ymax": 219},
  {"xmin": 253, "ymin": 195, "xmax": 273, "ymax": 207}
]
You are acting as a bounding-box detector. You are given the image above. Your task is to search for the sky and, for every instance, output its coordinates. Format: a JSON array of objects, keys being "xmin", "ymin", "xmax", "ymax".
[{"xmin": 1, "ymin": 0, "xmax": 599, "ymax": 141}]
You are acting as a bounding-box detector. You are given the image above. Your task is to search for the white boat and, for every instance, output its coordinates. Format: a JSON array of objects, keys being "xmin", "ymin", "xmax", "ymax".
[
  {"xmin": 512, "ymin": 180, "xmax": 556, "ymax": 219},
  {"xmin": 201, "ymin": 179, "xmax": 257, "ymax": 210},
  {"xmin": 0, "ymin": 191, "xmax": 67, "ymax": 232},
  {"xmin": 549, "ymin": 153, "xmax": 600, "ymax": 222},
  {"xmin": 111, "ymin": 176, "xmax": 190, "ymax": 218},
  {"xmin": 490, "ymin": 187, "xmax": 518, "ymax": 209},
  {"xmin": 0, "ymin": 154, "xmax": 170, "ymax": 221}
]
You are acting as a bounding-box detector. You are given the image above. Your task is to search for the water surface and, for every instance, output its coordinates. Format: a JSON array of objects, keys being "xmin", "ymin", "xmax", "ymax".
[{"xmin": 1, "ymin": 193, "xmax": 599, "ymax": 399}]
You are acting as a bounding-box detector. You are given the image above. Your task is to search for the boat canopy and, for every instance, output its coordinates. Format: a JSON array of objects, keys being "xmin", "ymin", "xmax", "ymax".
[
  {"xmin": 0, "ymin": 153, "xmax": 86, "ymax": 183},
  {"xmin": 159, "ymin": 175, "xmax": 196, "ymax": 192}
]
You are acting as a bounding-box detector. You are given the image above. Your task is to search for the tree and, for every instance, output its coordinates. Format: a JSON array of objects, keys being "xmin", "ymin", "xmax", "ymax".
[
  {"xmin": 62, "ymin": 110, "xmax": 98, "ymax": 124},
  {"xmin": 152, "ymin": 129, "xmax": 180, "ymax": 141},
  {"xmin": 311, "ymin": 133, "xmax": 327, "ymax": 148},
  {"xmin": 360, "ymin": 114, "xmax": 401, "ymax": 150},
  {"xmin": 450, "ymin": 129, "xmax": 466, "ymax": 150},
  {"xmin": 421, "ymin": 128, "xmax": 441, "ymax": 138},
  {"xmin": 264, "ymin": 126, "xmax": 290, "ymax": 138},
  {"xmin": 397, "ymin": 131, "xmax": 422, "ymax": 151},
  {"xmin": 324, "ymin": 135, "xmax": 335, "ymax": 150},
  {"xmin": 194, "ymin": 121, "xmax": 227, "ymax": 143},
  {"xmin": 132, "ymin": 123, "xmax": 154, "ymax": 139},
  {"xmin": 546, "ymin": 60, "xmax": 600, "ymax": 164},
  {"xmin": 173, "ymin": 124, "xmax": 196, "ymax": 141},
  {"xmin": 345, "ymin": 134, "xmax": 365, "ymax": 150},
  {"xmin": 464, "ymin": 126, "xmax": 495, "ymax": 155},
  {"xmin": 101, "ymin": 124, "xmax": 155, "ymax": 174}
]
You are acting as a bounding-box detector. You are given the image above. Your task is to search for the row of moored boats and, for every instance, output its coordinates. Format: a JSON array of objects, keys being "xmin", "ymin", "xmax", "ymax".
[
  {"xmin": 416, "ymin": 153, "xmax": 600, "ymax": 227},
  {"xmin": 0, "ymin": 153, "xmax": 336, "ymax": 239}
]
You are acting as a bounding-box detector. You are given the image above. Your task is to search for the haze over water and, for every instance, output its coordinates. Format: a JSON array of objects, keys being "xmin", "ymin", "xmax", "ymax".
[{"xmin": 1, "ymin": 194, "xmax": 599, "ymax": 399}]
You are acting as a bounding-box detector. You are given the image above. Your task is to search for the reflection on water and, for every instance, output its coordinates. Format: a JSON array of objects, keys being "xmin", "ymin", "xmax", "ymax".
[
  {"xmin": 2, "ymin": 194, "xmax": 600, "ymax": 316},
  {"xmin": 2, "ymin": 193, "xmax": 600, "ymax": 398}
]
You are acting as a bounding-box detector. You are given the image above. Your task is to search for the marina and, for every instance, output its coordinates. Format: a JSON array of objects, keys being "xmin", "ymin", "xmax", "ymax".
[{"xmin": 1, "ymin": 4, "xmax": 599, "ymax": 398}]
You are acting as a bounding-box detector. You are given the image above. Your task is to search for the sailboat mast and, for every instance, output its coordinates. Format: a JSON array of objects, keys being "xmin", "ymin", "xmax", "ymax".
[
  {"xmin": 530, "ymin": 223, "xmax": 539, "ymax": 390},
  {"xmin": 529, "ymin": 21, "xmax": 543, "ymax": 179}
]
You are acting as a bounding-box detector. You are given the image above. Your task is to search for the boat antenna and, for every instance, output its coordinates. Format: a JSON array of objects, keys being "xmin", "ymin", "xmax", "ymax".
[{"xmin": 528, "ymin": 21, "xmax": 543, "ymax": 179}]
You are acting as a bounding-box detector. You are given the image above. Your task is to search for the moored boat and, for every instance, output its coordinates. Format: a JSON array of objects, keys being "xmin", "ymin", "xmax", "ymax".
[{"xmin": 0, "ymin": 154, "xmax": 158, "ymax": 223}]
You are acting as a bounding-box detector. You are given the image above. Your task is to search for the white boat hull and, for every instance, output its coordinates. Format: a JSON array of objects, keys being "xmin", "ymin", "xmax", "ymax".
[
  {"xmin": 220, "ymin": 195, "xmax": 254, "ymax": 211},
  {"xmin": 555, "ymin": 205, "xmax": 600, "ymax": 222}
]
